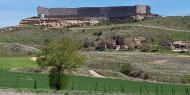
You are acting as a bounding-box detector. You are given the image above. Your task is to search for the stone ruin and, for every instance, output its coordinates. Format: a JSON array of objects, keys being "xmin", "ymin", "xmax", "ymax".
[{"xmin": 20, "ymin": 5, "xmax": 159, "ymax": 27}]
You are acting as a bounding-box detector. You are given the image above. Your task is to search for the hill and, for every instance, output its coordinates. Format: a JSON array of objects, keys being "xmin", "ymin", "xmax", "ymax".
[
  {"xmin": 139, "ymin": 16, "xmax": 190, "ymax": 31},
  {"xmin": 0, "ymin": 22, "xmax": 190, "ymax": 56},
  {"xmin": 0, "ymin": 43, "xmax": 40, "ymax": 57},
  {"xmin": 1, "ymin": 16, "xmax": 190, "ymax": 94}
]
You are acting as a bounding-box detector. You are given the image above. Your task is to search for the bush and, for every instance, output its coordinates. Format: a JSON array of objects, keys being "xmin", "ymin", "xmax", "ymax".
[
  {"xmin": 128, "ymin": 71, "xmax": 151, "ymax": 80},
  {"xmin": 181, "ymin": 74, "xmax": 190, "ymax": 84},
  {"xmin": 121, "ymin": 63, "xmax": 151, "ymax": 80},
  {"xmin": 93, "ymin": 31, "xmax": 102, "ymax": 36},
  {"xmin": 83, "ymin": 38, "xmax": 95, "ymax": 48},
  {"xmin": 121, "ymin": 63, "xmax": 133, "ymax": 75}
]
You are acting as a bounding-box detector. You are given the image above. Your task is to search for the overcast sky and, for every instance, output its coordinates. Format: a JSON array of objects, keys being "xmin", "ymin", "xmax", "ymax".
[{"xmin": 0, "ymin": 0, "xmax": 190, "ymax": 27}]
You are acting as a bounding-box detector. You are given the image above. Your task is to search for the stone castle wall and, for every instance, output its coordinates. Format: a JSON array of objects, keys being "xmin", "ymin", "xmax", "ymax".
[
  {"xmin": 37, "ymin": 5, "xmax": 150, "ymax": 18},
  {"xmin": 21, "ymin": 5, "xmax": 155, "ymax": 28}
]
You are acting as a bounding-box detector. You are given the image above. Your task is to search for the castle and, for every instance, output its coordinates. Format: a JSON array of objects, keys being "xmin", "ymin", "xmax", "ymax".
[{"xmin": 20, "ymin": 5, "xmax": 158, "ymax": 27}]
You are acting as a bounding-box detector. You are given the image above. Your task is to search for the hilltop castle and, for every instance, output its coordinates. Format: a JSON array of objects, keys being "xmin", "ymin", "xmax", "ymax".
[{"xmin": 20, "ymin": 5, "xmax": 158, "ymax": 27}]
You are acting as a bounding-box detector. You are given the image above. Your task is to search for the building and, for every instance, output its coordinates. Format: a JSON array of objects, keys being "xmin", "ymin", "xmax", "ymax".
[
  {"xmin": 160, "ymin": 40, "xmax": 190, "ymax": 52},
  {"xmin": 171, "ymin": 41, "xmax": 190, "ymax": 52},
  {"xmin": 20, "ymin": 5, "xmax": 158, "ymax": 27}
]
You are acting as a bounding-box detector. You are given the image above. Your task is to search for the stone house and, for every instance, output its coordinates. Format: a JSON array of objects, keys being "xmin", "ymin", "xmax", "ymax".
[
  {"xmin": 160, "ymin": 40, "xmax": 190, "ymax": 52},
  {"xmin": 171, "ymin": 41, "xmax": 190, "ymax": 52}
]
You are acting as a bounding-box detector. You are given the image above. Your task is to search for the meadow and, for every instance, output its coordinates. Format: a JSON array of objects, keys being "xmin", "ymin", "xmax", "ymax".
[
  {"xmin": 1, "ymin": 70, "xmax": 190, "ymax": 95},
  {"xmin": 0, "ymin": 57, "xmax": 37, "ymax": 69},
  {"xmin": 0, "ymin": 57, "xmax": 190, "ymax": 95}
]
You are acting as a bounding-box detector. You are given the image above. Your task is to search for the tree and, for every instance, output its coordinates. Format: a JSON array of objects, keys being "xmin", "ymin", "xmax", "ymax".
[{"xmin": 37, "ymin": 38, "xmax": 85, "ymax": 90}]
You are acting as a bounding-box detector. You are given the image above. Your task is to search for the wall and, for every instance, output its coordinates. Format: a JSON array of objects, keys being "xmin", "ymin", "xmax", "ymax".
[
  {"xmin": 48, "ymin": 8, "xmax": 78, "ymax": 16},
  {"xmin": 135, "ymin": 5, "xmax": 150, "ymax": 14},
  {"xmin": 37, "ymin": 5, "xmax": 151, "ymax": 18},
  {"xmin": 78, "ymin": 7, "xmax": 101, "ymax": 17},
  {"xmin": 107, "ymin": 6, "xmax": 136, "ymax": 17}
]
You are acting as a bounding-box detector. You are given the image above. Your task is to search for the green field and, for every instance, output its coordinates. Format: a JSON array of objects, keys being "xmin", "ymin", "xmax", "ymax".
[
  {"xmin": 0, "ymin": 70, "xmax": 190, "ymax": 95},
  {"xmin": 0, "ymin": 57, "xmax": 37, "ymax": 69},
  {"xmin": 0, "ymin": 57, "xmax": 190, "ymax": 95}
]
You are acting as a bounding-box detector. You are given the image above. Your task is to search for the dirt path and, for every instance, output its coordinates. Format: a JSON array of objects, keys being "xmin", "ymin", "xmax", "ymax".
[
  {"xmin": 88, "ymin": 70, "xmax": 105, "ymax": 78},
  {"xmin": 0, "ymin": 90, "xmax": 37, "ymax": 95},
  {"xmin": 83, "ymin": 51, "xmax": 190, "ymax": 58},
  {"xmin": 30, "ymin": 57, "xmax": 37, "ymax": 61},
  {"xmin": 70, "ymin": 24, "xmax": 190, "ymax": 32}
]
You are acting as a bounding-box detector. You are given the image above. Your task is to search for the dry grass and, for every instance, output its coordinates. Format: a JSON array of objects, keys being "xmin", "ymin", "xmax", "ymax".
[{"xmin": 81, "ymin": 51, "xmax": 190, "ymax": 83}]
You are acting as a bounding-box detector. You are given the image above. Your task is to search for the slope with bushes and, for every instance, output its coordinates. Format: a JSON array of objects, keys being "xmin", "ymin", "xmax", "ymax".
[{"xmin": 140, "ymin": 16, "xmax": 190, "ymax": 31}]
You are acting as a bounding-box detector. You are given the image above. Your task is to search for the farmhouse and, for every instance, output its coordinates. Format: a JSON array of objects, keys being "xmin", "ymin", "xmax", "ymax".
[{"xmin": 20, "ymin": 5, "xmax": 158, "ymax": 27}]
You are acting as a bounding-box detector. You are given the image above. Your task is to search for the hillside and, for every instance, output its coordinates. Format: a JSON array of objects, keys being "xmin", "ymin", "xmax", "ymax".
[
  {"xmin": 1, "ymin": 17, "xmax": 190, "ymax": 95},
  {"xmin": 0, "ymin": 43, "xmax": 40, "ymax": 57},
  {"xmin": 139, "ymin": 16, "xmax": 190, "ymax": 31},
  {"xmin": 0, "ymin": 23, "xmax": 190, "ymax": 56},
  {"xmin": 1, "ymin": 24, "xmax": 190, "ymax": 45}
]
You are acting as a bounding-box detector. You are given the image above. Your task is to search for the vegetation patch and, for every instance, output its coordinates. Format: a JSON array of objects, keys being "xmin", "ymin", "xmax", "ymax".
[{"xmin": 0, "ymin": 43, "xmax": 40, "ymax": 57}]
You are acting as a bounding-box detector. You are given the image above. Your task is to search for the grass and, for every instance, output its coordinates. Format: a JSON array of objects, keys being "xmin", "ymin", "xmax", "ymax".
[
  {"xmin": 0, "ymin": 23, "xmax": 190, "ymax": 94},
  {"xmin": 169, "ymin": 32, "xmax": 190, "ymax": 40},
  {"xmin": 139, "ymin": 16, "xmax": 190, "ymax": 31},
  {"xmin": 0, "ymin": 57, "xmax": 190, "ymax": 95},
  {"xmin": 0, "ymin": 70, "xmax": 190, "ymax": 95},
  {"xmin": 1, "ymin": 25, "xmax": 190, "ymax": 46},
  {"xmin": 0, "ymin": 25, "xmax": 190, "ymax": 58},
  {"xmin": 0, "ymin": 57, "xmax": 38, "ymax": 69},
  {"xmin": 0, "ymin": 43, "xmax": 40, "ymax": 57},
  {"xmin": 83, "ymin": 51, "xmax": 190, "ymax": 83}
]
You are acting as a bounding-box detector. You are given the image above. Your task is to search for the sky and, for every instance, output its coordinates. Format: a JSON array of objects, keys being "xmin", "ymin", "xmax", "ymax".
[{"xmin": 0, "ymin": 0, "xmax": 190, "ymax": 27}]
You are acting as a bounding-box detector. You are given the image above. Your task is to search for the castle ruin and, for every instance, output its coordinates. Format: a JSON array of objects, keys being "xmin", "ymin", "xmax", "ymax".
[{"xmin": 20, "ymin": 5, "xmax": 158, "ymax": 27}]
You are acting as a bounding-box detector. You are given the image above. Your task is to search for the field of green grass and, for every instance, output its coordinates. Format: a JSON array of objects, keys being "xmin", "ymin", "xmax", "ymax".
[
  {"xmin": 0, "ymin": 57, "xmax": 37, "ymax": 70},
  {"xmin": 1, "ymin": 70, "xmax": 190, "ymax": 95},
  {"xmin": 0, "ymin": 57, "xmax": 190, "ymax": 95}
]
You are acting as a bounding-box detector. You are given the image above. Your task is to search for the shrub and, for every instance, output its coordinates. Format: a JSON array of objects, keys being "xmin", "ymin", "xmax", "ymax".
[
  {"xmin": 128, "ymin": 71, "xmax": 151, "ymax": 80},
  {"xmin": 93, "ymin": 31, "xmax": 102, "ymax": 36},
  {"xmin": 181, "ymin": 74, "xmax": 190, "ymax": 84},
  {"xmin": 121, "ymin": 63, "xmax": 151, "ymax": 80},
  {"xmin": 121, "ymin": 63, "xmax": 133, "ymax": 75}
]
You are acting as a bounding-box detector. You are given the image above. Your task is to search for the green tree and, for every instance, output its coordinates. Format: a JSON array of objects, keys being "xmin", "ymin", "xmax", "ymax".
[{"xmin": 37, "ymin": 38, "xmax": 85, "ymax": 90}]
